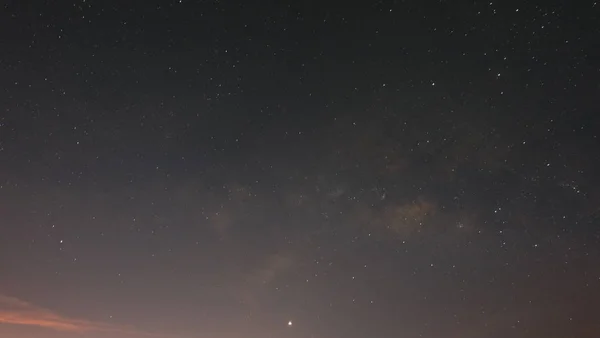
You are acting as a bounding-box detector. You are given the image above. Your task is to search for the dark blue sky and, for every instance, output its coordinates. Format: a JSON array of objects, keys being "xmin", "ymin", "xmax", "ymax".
[{"xmin": 1, "ymin": 1, "xmax": 599, "ymax": 337}]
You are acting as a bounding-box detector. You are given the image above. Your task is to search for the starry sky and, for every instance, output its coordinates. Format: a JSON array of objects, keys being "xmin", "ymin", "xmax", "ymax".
[{"xmin": 1, "ymin": 0, "xmax": 600, "ymax": 337}]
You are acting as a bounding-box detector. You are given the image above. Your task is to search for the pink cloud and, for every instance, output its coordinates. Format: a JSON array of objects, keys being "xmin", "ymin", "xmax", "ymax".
[{"xmin": 0, "ymin": 294, "xmax": 170, "ymax": 337}]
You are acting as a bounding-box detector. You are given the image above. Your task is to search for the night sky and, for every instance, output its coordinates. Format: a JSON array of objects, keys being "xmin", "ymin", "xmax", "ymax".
[{"xmin": 1, "ymin": 1, "xmax": 600, "ymax": 337}]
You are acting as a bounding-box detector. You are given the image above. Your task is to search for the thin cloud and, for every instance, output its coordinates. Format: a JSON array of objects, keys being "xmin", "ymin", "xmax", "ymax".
[
  {"xmin": 233, "ymin": 252, "xmax": 295, "ymax": 308},
  {"xmin": 0, "ymin": 294, "xmax": 169, "ymax": 337},
  {"xmin": 247, "ymin": 253, "xmax": 294, "ymax": 286}
]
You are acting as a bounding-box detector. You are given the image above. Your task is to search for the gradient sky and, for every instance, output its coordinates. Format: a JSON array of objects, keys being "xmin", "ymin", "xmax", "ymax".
[{"xmin": 1, "ymin": 0, "xmax": 600, "ymax": 337}]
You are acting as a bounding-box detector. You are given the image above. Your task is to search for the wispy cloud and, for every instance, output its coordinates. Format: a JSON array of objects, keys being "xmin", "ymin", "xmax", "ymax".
[
  {"xmin": 0, "ymin": 294, "xmax": 167, "ymax": 336},
  {"xmin": 231, "ymin": 252, "xmax": 296, "ymax": 308},
  {"xmin": 247, "ymin": 253, "xmax": 294, "ymax": 286}
]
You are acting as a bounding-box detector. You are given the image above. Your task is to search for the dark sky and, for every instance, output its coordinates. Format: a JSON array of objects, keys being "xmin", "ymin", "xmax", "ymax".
[{"xmin": 1, "ymin": 0, "xmax": 600, "ymax": 337}]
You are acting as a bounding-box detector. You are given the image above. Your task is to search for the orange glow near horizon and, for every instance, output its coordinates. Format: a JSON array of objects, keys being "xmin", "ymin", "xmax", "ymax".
[{"xmin": 0, "ymin": 294, "xmax": 172, "ymax": 337}]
